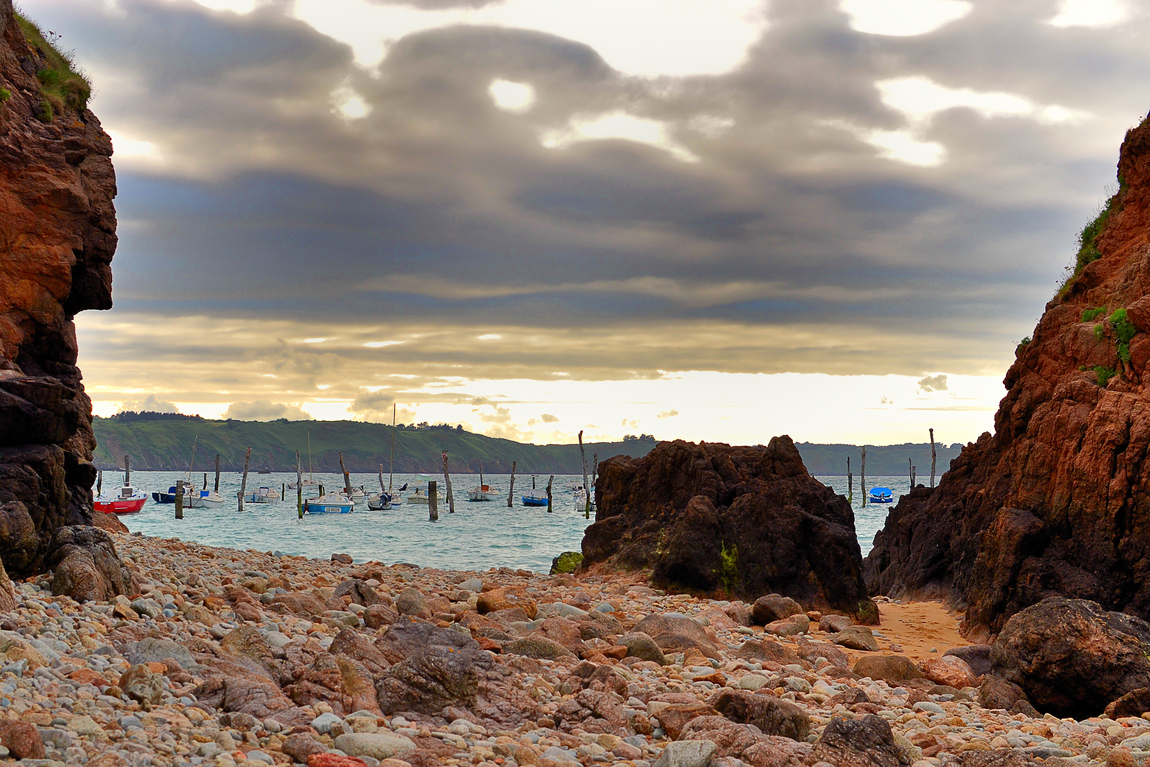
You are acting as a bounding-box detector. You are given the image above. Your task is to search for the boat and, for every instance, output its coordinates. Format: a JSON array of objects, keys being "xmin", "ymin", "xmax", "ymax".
[
  {"xmin": 521, "ymin": 490, "xmax": 548, "ymax": 507},
  {"xmin": 96, "ymin": 483, "xmax": 148, "ymax": 514},
  {"xmin": 197, "ymin": 489, "xmax": 223, "ymax": 509},
  {"xmin": 303, "ymin": 493, "xmax": 355, "ymax": 514},
  {"xmin": 868, "ymin": 486, "xmax": 894, "ymax": 504},
  {"xmin": 152, "ymin": 486, "xmax": 179, "ymax": 504},
  {"xmin": 151, "ymin": 485, "xmax": 203, "ymax": 507},
  {"xmin": 244, "ymin": 486, "xmax": 281, "ymax": 504},
  {"xmin": 405, "ymin": 487, "xmax": 429, "ymax": 505},
  {"xmin": 367, "ymin": 491, "xmax": 392, "ymax": 510},
  {"xmin": 467, "ymin": 460, "xmax": 492, "ymax": 502},
  {"xmin": 347, "ymin": 486, "xmax": 367, "ymax": 505}
]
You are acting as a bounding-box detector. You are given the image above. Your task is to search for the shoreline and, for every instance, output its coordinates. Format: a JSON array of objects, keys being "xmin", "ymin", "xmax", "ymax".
[{"xmin": 0, "ymin": 530, "xmax": 1141, "ymax": 767}]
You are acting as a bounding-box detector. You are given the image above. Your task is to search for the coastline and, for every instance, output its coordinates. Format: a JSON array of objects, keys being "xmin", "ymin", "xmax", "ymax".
[{"xmin": 0, "ymin": 530, "xmax": 1142, "ymax": 767}]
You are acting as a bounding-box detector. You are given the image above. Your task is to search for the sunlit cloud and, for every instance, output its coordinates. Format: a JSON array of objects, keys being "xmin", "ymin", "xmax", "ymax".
[
  {"xmin": 488, "ymin": 79, "xmax": 536, "ymax": 114},
  {"xmin": 1048, "ymin": 0, "xmax": 1130, "ymax": 28},
  {"xmin": 840, "ymin": 0, "xmax": 972, "ymax": 36},
  {"xmin": 541, "ymin": 111, "xmax": 700, "ymax": 163},
  {"xmin": 877, "ymin": 77, "xmax": 1089, "ymax": 127}
]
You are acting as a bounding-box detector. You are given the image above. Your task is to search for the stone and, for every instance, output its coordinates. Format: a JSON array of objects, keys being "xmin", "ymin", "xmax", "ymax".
[
  {"xmin": 819, "ymin": 614, "xmax": 854, "ymax": 633},
  {"xmin": 943, "ymin": 644, "xmax": 992, "ymax": 679},
  {"xmin": 852, "ymin": 655, "xmax": 922, "ymax": 683},
  {"xmin": 376, "ymin": 641, "xmax": 492, "ymax": 715},
  {"xmin": 363, "ymin": 602, "xmax": 399, "ymax": 629},
  {"xmin": 752, "ymin": 594, "xmax": 803, "ymax": 625},
  {"xmin": 477, "ymin": 586, "xmax": 538, "ymax": 619},
  {"xmin": 834, "ymin": 626, "xmax": 879, "ymax": 651},
  {"xmin": 0, "ymin": 718, "xmax": 45, "ymax": 759},
  {"xmin": 333, "ymin": 732, "xmax": 417, "ymax": 761},
  {"xmin": 919, "ymin": 655, "xmax": 978, "ymax": 688},
  {"xmin": 734, "ymin": 638, "xmax": 806, "ymax": 667},
  {"xmin": 118, "ymin": 663, "xmax": 164, "ymax": 710},
  {"xmin": 47, "ymin": 525, "xmax": 135, "ymax": 602},
  {"xmin": 652, "ymin": 739, "xmax": 717, "ymax": 767},
  {"xmin": 550, "ymin": 551, "xmax": 583, "ymax": 574},
  {"xmin": 764, "ymin": 614, "xmax": 810, "ymax": 637},
  {"xmin": 502, "ymin": 636, "xmax": 576, "ymax": 660},
  {"xmin": 584, "ymin": 438, "xmax": 878, "ymax": 621},
  {"xmin": 795, "ymin": 638, "xmax": 850, "ymax": 668},
  {"xmin": 394, "ymin": 587, "xmax": 428, "ymax": 617},
  {"xmin": 977, "ymin": 675, "xmax": 1036, "ymax": 715},
  {"xmin": 679, "ymin": 715, "xmax": 812, "ymax": 766},
  {"xmin": 619, "ymin": 632, "xmax": 667, "ymax": 664},
  {"xmin": 332, "ymin": 553, "xmax": 353, "ymax": 564},
  {"xmin": 808, "ymin": 714, "xmax": 915, "ymax": 766},
  {"xmin": 633, "ymin": 613, "xmax": 722, "ymax": 659},
  {"xmin": 864, "ymin": 122, "xmax": 1150, "ymax": 637},
  {"xmin": 710, "ymin": 689, "xmax": 810, "ymax": 741},
  {"xmin": 991, "ymin": 597, "xmax": 1150, "ymax": 718},
  {"xmin": 282, "ymin": 732, "xmax": 327, "ymax": 762},
  {"xmin": 1106, "ymin": 687, "xmax": 1150, "ymax": 719},
  {"xmin": 335, "ymin": 578, "xmax": 382, "ymax": 607},
  {"xmin": 374, "ymin": 616, "xmax": 479, "ymax": 664},
  {"xmin": 308, "ymin": 755, "xmax": 370, "ymax": 767},
  {"xmin": 122, "ymin": 637, "xmax": 200, "ymax": 671}
]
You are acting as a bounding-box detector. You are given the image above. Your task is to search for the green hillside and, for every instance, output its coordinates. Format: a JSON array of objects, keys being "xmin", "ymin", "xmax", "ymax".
[
  {"xmin": 92, "ymin": 415, "xmax": 967, "ymax": 478},
  {"xmin": 91, "ymin": 416, "xmax": 657, "ymax": 474}
]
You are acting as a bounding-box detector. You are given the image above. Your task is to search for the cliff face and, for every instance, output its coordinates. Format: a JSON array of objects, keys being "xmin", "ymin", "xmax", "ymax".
[
  {"xmin": 0, "ymin": 0, "xmax": 117, "ymax": 575},
  {"xmin": 584, "ymin": 437, "xmax": 877, "ymax": 621},
  {"xmin": 864, "ymin": 112, "xmax": 1150, "ymax": 639}
]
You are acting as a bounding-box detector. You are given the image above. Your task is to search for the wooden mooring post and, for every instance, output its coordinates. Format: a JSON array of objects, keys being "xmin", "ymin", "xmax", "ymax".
[
  {"xmin": 507, "ymin": 461, "xmax": 516, "ymax": 508},
  {"xmin": 239, "ymin": 447, "xmax": 251, "ymax": 511},
  {"xmin": 339, "ymin": 452, "xmax": 352, "ymax": 495},
  {"xmin": 203, "ymin": 473, "xmax": 208, "ymax": 491},
  {"xmin": 296, "ymin": 450, "xmax": 303, "ymax": 519},
  {"xmin": 930, "ymin": 428, "xmax": 937, "ymax": 488},
  {"xmin": 215, "ymin": 454, "xmax": 221, "ymax": 493},
  {"xmin": 847, "ymin": 457, "xmax": 852, "ymax": 503},
  {"xmin": 124, "ymin": 455, "xmax": 130, "ymax": 485},
  {"xmin": 546, "ymin": 475, "xmax": 553, "ymax": 513},
  {"xmin": 175, "ymin": 480, "xmax": 184, "ymax": 520},
  {"xmin": 860, "ymin": 446, "xmax": 866, "ymax": 507},
  {"xmin": 909, "ymin": 458, "xmax": 916, "ymax": 488},
  {"xmin": 442, "ymin": 451, "xmax": 455, "ymax": 513},
  {"xmin": 578, "ymin": 430, "xmax": 590, "ymax": 517},
  {"xmin": 97, "ymin": 470, "xmax": 103, "ymax": 497},
  {"xmin": 429, "ymin": 480, "xmax": 439, "ymax": 521}
]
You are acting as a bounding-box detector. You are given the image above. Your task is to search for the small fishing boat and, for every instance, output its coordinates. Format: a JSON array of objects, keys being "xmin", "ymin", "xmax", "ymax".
[
  {"xmin": 244, "ymin": 486, "xmax": 281, "ymax": 504},
  {"xmin": 467, "ymin": 461, "xmax": 492, "ymax": 501},
  {"xmin": 367, "ymin": 491, "xmax": 392, "ymax": 510},
  {"xmin": 152, "ymin": 486, "xmax": 179, "ymax": 504},
  {"xmin": 869, "ymin": 487, "xmax": 894, "ymax": 504},
  {"xmin": 197, "ymin": 489, "xmax": 223, "ymax": 509},
  {"xmin": 96, "ymin": 484, "xmax": 148, "ymax": 514},
  {"xmin": 348, "ymin": 486, "xmax": 367, "ymax": 505},
  {"xmin": 521, "ymin": 490, "xmax": 548, "ymax": 507},
  {"xmin": 303, "ymin": 494, "xmax": 355, "ymax": 514},
  {"xmin": 405, "ymin": 487, "xmax": 429, "ymax": 505},
  {"xmin": 150, "ymin": 485, "xmax": 203, "ymax": 508}
]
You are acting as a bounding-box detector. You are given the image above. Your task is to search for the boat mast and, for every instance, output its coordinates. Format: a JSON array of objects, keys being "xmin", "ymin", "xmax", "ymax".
[
  {"xmin": 479, "ymin": 460, "xmax": 484, "ymax": 489},
  {"xmin": 308, "ymin": 432, "xmax": 313, "ymax": 481},
  {"xmin": 389, "ymin": 403, "xmax": 396, "ymax": 491},
  {"xmin": 185, "ymin": 435, "xmax": 199, "ymax": 484}
]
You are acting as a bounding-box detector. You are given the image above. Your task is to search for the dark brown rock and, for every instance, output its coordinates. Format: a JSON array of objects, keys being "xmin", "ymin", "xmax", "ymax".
[
  {"xmin": 374, "ymin": 616, "xmax": 476, "ymax": 664},
  {"xmin": 734, "ymin": 638, "xmax": 807, "ymax": 668},
  {"xmin": 990, "ymin": 597, "xmax": 1150, "ymax": 718},
  {"xmin": 795, "ymin": 638, "xmax": 850, "ymax": 668},
  {"xmin": 334, "ymin": 578, "xmax": 381, "ymax": 607},
  {"xmin": 710, "ymin": 688, "xmax": 810, "ymax": 741},
  {"xmin": 1105, "ymin": 687, "xmax": 1150, "ymax": 719},
  {"xmin": 864, "ymin": 118, "xmax": 1150, "ymax": 637},
  {"xmin": 585, "ymin": 438, "xmax": 877, "ymax": 621},
  {"xmin": 852, "ymin": 655, "xmax": 922, "ymax": 683},
  {"xmin": 751, "ymin": 594, "xmax": 803, "ymax": 625},
  {"xmin": 653, "ymin": 702, "xmax": 716, "ymax": 739},
  {"xmin": 376, "ymin": 642, "xmax": 492, "ymax": 716},
  {"xmin": 834, "ymin": 625, "xmax": 879, "ymax": 651},
  {"xmin": 820, "ymin": 614, "xmax": 854, "ymax": 633},
  {"xmin": 808, "ymin": 714, "xmax": 914, "ymax": 767},
  {"xmin": 0, "ymin": 0, "xmax": 118, "ymax": 578},
  {"xmin": 944, "ymin": 644, "xmax": 992, "ymax": 679},
  {"xmin": 978, "ymin": 675, "xmax": 1035, "ymax": 713},
  {"xmin": 329, "ymin": 627, "xmax": 390, "ymax": 678},
  {"xmin": 0, "ymin": 718, "xmax": 44, "ymax": 759},
  {"xmin": 282, "ymin": 732, "xmax": 327, "ymax": 763},
  {"xmin": 679, "ymin": 715, "xmax": 813, "ymax": 767},
  {"xmin": 633, "ymin": 612, "xmax": 722, "ymax": 659},
  {"xmin": 46, "ymin": 525, "xmax": 133, "ymax": 602}
]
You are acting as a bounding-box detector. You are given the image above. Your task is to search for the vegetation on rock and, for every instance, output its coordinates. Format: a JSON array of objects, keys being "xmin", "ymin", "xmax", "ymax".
[{"xmin": 14, "ymin": 11, "xmax": 91, "ymax": 121}]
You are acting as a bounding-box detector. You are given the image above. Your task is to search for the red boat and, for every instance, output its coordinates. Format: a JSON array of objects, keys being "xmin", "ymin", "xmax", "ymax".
[{"xmin": 95, "ymin": 484, "xmax": 148, "ymax": 514}]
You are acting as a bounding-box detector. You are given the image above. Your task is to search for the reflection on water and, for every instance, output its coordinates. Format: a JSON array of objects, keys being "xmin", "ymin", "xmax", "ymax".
[{"xmin": 99, "ymin": 471, "xmax": 907, "ymax": 570}]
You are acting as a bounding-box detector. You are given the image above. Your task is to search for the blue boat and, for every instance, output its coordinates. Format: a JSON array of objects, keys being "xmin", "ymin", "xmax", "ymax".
[
  {"xmin": 152, "ymin": 486, "xmax": 178, "ymax": 504},
  {"xmin": 303, "ymin": 494, "xmax": 355, "ymax": 514},
  {"xmin": 522, "ymin": 491, "xmax": 548, "ymax": 507},
  {"xmin": 869, "ymin": 487, "xmax": 894, "ymax": 504}
]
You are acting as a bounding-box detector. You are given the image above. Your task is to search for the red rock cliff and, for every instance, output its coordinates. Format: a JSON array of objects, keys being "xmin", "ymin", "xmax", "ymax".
[
  {"xmin": 0, "ymin": 0, "xmax": 117, "ymax": 575},
  {"xmin": 864, "ymin": 111, "xmax": 1150, "ymax": 639}
]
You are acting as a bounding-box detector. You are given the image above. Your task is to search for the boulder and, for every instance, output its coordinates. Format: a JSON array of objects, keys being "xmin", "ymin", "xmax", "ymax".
[
  {"xmin": 833, "ymin": 626, "xmax": 878, "ymax": 651},
  {"xmin": 374, "ymin": 616, "xmax": 476, "ymax": 664},
  {"xmin": 734, "ymin": 638, "xmax": 806, "ymax": 667},
  {"xmin": 550, "ymin": 551, "xmax": 583, "ymax": 574},
  {"xmin": 633, "ymin": 613, "xmax": 722, "ymax": 659},
  {"xmin": 46, "ymin": 525, "xmax": 135, "ymax": 602},
  {"xmin": 820, "ymin": 614, "xmax": 854, "ymax": 633},
  {"xmin": 584, "ymin": 438, "xmax": 878, "ymax": 621},
  {"xmin": 919, "ymin": 655, "xmax": 978, "ymax": 689},
  {"xmin": 619, "ymin": 632, "xmax": 667, "ymax": 664},
  {"xmin": 394, "ymin": 587, "xmax": 429, "ymax": 618},
  {"xmin": 376, "ymin": 642, "xmax": 493, "ymax": 715},
  {"xmin": 678, "ymin": 715, "xmax": 812, "ymax": 766},
  {"xmin": 751, "ymin": 594, "xmax": 803, "ymax": 625},
  {"xmin": 653, "ymin": 702, "xmax": 716, "ymax": 740},
  {"xmin": 765, "ymin": 614, "xmax": 809, "ymax": 637},
  {"xmin": 651, "ymin": 739, "xmax": 717, "ymax": 767},
  {"xmin": 0, "ymin": 718, "xmax": 44, "ymax": 759},
  {"xmin": 977, "ymin": 675, "xmax": 1037, "ymax": 715},
  {"xmin": 1106, "ymin": 687, "xmax": 1150, "ymax": 719},
  {"xmin": 863, "ymin": 118, "xmax": 1150, "ymax": 636},
  {"xmin": 807, "ymin": 714, "xmax": 915, "ymax": 767},
  {"xmin": 502, "ymin": 637, "xmax": 575, "ymax": 661},
  {"xmin": 944, "ymin": 645, "xmax": 992, "ymax": 679},
  {"xmin": 709, "ymin": 689, "xmax": 810, "ymax": 741},
  {"xmin": 852, "ymin": 655, "xmax": 922, "ymax": 683},
  {"xmin": 990, "ymin": 597, "xmax": 1150, "ymax": 718},
  {"xmin": 795, "ymin": 638, "xmax": 850, "ymax": 668},
  {"xmin": 118, "ymin": 664, "xmax": 164, "ymax": 710},
  {"xmin": 335, "ymin": 579, "xmax": 381, "ymax": 607},
  {"xmin": 477, "ymin": 587, "xmax": 537, "ymax": 619}
]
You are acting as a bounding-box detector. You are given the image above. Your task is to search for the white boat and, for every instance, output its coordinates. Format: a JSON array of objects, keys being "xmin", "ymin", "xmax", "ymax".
[
  {"xmin": 197, "ymin": 490, "xmax": 223, "ymax": 509},
  {"xmin": 303, "ymin": 493, "xmax": 354, "ymax": 514},
  {"xmin": 367, "ymin": 491, "xmax": 392, "ymax": 510},
  {"xmin": 405, "ymin": 487, "xmax": 429, "ymax": 505},
  {"xmin": 244, "ymin": 486, "xmax": 280, "ymax": 504},
  {"xmin": 467, "ymin": 461, "xmax": 492, "ymax": 502},
  {"xmin": 348, "ymin": 487, "xmax": 367, "ymax": 504}
]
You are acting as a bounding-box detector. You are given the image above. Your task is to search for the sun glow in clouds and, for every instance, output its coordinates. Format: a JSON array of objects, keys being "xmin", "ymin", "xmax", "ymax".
[
  {"xmin": 542, "ymin": 112, "xmax": 699, "ymax": 163},
  {"xmin": 489, "ymin": 80, "xmax": 536, "ymax": 114},
  {"xmin": 363, "ymin": 341, "xmax": 404, "ymax": 348},
  {"xmin": 1049, "ymin": 0, "xmax": 1129, "ymax": 28},
  {"xmin": 840, "ymin": 0, "xmax": 972, "ymax": 36},
  {"xmin": 876, "ymin": 77, "xmax": 1088, "ymax": 126}
]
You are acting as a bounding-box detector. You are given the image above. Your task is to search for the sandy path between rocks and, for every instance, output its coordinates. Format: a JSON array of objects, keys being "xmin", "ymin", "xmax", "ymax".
[{"xmin": 852, "ymin": 600, "xmax": 972, "ymax": 661}]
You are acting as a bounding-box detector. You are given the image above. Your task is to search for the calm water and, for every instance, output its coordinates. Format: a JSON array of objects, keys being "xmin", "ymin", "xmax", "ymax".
[{"xmin": 95, "ymin": 471, "xmax": 910, "ymax": 571}]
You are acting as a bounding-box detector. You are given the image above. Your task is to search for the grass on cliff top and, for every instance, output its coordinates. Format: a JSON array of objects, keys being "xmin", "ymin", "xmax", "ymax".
[{"xmin": 13, "ymin": 10, "xmax": 91, "ymax": 120}]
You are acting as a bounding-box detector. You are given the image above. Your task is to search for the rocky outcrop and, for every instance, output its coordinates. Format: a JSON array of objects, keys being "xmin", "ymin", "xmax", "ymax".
[
  {"xmin": 864, "ymin": 112, "xmax": 1150, "ymax": 637},
  {"xmin": 583, "ymin": 437, "xmax": 877, "ymax": 621},
  {"xmin": 0, "ymin": 0, "xmax": 117, "ymax": 576}
]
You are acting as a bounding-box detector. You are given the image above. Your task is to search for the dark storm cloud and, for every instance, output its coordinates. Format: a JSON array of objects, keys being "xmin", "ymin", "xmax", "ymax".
[{"xmin": 30, "ymin": 0, "xmax": 1150, "ymax": 396}]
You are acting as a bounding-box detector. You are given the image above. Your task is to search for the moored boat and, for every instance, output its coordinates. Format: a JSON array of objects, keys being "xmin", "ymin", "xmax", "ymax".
[
  {"xmin": 244, "ymin": 486, "xmax": 281, "ymax": 504},
  {"xmin": 521, "ymin": 490, "xmax": 548, "ymax": 507},
  {"xmin": 405, "ymin": 487, "xmax": 429, "ymax": 505},
  {"xmin": 303, "ymin": 494, "xmax": 355, "ymax": 514},
  {"xmin": 96, "ymin": 484, "xmax": 148, "ymax": 514},
  {"xmin": 367, "ymin": 491, "xmax": 392, "ymax": 510},
  {"xmin": 868, "ymin": 486, "xmax": 894, "ymax": 504},
  {"xmin": 197, "ymin": 489, "xmax": 223, "ymax": 509}
]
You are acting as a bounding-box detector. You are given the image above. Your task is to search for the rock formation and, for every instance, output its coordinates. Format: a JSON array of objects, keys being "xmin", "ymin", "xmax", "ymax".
[
  {"xmin": 865, "ymin": 111, "xmax": 1150, "ymax": 638},
  {"xmin": 0, "ymin": 0, "xmax": 116, "ymax": 576},
  {"xmin": 583, "ymin": 437, "xmax": 878, "ymax": 621}
]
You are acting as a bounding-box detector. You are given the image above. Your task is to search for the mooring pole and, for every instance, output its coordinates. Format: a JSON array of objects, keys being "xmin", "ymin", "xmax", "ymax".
[
  {"xmin": 909, "ymin": 458, "xmax": 914, "ymax": 488},
  {"xmin": 847, "ymin": 456, "xmax": 852, "ymax": 503},
  {"xmin": 860, "ymin": 446, "xmax": 867, "ymax": 507},
  {"xmin": 591, "ymin": 453, "xmax": 597, "ymax": 509},
  {"xmin": 215, "ymin": 454, "xmax": 221, "ymax": 493},
  {"xmin": 442, "ymin": 451, "xmax": 455, "ymax": 514},
  {"xmin": 429, "ymin": 480, "xmax": 439, "ymax": 522},
  {"xmin": 296, "ymin": 450, "xmax": 303, "ymax": 519},
  {"xmin": 339, "ymin": 452, "xmax": 352, "ymax": 495},
  {"xmin": 97, "ymin": 470, "xmax": 103, "ymax": 497},
  {"xmin": 239, "ymin": 447, "xmax": 251, "ymax": 511},
  {"xmin": 175, "ymin": 480, "xmax": 184, "ymax": 520},
  {"xmin": 930, "ymin": 428, "xmax": 937, "ymax": 489},
  {"xmin": 546, "ymin": 475, "xmax": 553, "ymax": 514},
  {"xmin": 578, "ymin": 430, "xmax": 590, "ymax": 516},
  {"xmin": 203, "ymin": 473, "xmax": 207, "ymax": 491},
  {"xmin": 507, "ymin": 460, "xmax": 516, "ymax": 508},
  {"xmin": 124, "ymin": 455, "xmax": 130, "ymax": 485}
]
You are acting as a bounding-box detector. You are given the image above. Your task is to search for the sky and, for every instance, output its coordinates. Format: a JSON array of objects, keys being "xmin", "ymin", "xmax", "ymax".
[{"xmin": 24, "ymin": 0, "xmax": 1150, "ymax": 445}]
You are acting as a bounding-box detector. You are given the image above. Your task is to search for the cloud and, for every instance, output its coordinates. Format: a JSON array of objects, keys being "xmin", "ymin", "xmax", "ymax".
[
  {"xmin": 118, "ymin": 394, "xmax": 180, "ymax": 413},
  {"xmin": 224, "ymin": 400, "xmax": 315, "ymax": 421},
  {"xmin": 657, "ymin": 409, "xmax": 679, "ymax": 419},
  {"xmin": 918, "ymin": 374, "xmax": 949, "ymax": 393},
  {"xmin": 540, "ymin": 413, "xmax": 559, "ymax": 423},
  {"xmin": 621, "ymin": 418, "xmax": 639, "ymax": 429}
]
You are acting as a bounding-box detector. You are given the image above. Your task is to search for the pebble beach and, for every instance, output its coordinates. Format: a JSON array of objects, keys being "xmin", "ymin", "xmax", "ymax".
[{"xmin": 2, "ymin": 530, "xmax": 1147, "ymax": 767}]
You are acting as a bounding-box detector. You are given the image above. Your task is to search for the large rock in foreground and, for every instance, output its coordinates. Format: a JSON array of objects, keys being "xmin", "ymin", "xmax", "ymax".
[
  {"xmin": 583, "ymin": 437, "xmax": 877, "ymax": 621},
  {"xmin": 0, "ymin": 0, "xmax": 117, "ymax": 576},
  {"xmin": 865, "ymin": 111, "xmax": 1150, "ymax": 637},
  {"xmin": 990, "ymin": 597, "xmax": 1150, "ymax": 719}
]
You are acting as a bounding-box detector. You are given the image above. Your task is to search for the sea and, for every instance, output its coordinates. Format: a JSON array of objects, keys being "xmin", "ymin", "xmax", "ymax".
[{"xmin": 95, "ymin": 471, "xmax": 915, "ymax": 573}]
